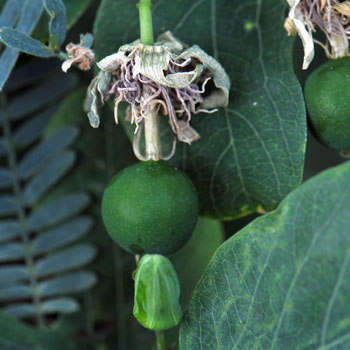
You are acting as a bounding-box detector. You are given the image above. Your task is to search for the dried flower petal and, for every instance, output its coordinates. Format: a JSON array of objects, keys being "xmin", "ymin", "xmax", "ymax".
[
  {"xmin": 85, "ymin": 31, "xmax": 230, "ymax": 159},
  {"xmin": 285, "ymin": 0, "xmax": 314, "ymax": 70},
  {"xmin": 84, "ymin": 71, "xmax": 112, "ymax": 127},
  {"xmin": 285, "ymin": 1, "xmax": 350, "ymax": 69},
  {"xmin": 62, "ymin": 34, "xmax": 95, "ymax": 73}
]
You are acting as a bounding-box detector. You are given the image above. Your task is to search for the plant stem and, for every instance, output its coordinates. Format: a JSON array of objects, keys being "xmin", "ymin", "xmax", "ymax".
[
  {"xmin": 144, "ymin": 105, "xmax": 161, "ymax": 160},
  {"xmin": 137, "ymin": 0, "xmax": 154, "ymax": 45},
  {"xmin": 155, "ymin": 331, "xmax": 166, "ymax": 350},
  {"xmin": 137, "ymin": 0, "xmax": 162, "ymax": 161}
]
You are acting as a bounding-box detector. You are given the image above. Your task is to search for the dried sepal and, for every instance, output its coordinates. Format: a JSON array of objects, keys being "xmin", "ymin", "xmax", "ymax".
[
  {"xmin": 84, "ymin": 71, "xmax": 112, "ymax": 128},
  {"xmin": 333, "ymin": 1, "xmax": 350, "ymax": 17},
  {"xmin": 285, "ymin": 0, "xmax": 350, "ymax": 69},
  {"xmin": 285, "ymin": 0, "xmax": 314, "ymax": 70}
]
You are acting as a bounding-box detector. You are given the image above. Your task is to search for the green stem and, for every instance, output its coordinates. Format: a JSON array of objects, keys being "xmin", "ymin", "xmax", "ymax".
[
  {"xmin": 155, "ymin": 331, "xmax": 166, "ymax": 350},
  {"xmin": 137, "ymin": 0, "xmax": 154, "ymax": 45}
]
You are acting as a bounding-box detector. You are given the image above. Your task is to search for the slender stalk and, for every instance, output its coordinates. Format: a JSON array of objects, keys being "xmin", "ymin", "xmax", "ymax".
[
  {"xmin": 137, "ymin": 0, "xmax": 162, "ymax": 161},
  {"xmin": 155, "ymin": 331, "xmax": 166, "ymax": 350},
  {"xmin": 136, "ymin": 2, "xmax": 167, "ymax": 348},
  {"xmin": 137, "ymin": 0, "xmax": 154, "ymax": 45},
  {"xmin": 144, "ymin": 105, "xmax": 161, "ymax": 160},
  {"xmin": 0, "ymin": 94, "xmax": 45, "ymax": 328}
]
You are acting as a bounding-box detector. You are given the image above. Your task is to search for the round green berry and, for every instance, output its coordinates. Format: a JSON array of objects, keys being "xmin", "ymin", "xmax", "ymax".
[
  {"xmin": 305, "ymin": 57, "xmax": 350, "ymax": 150},
  {"xmin": 101, "ymin": 160, "xmax": 198, "ymax": 255}
]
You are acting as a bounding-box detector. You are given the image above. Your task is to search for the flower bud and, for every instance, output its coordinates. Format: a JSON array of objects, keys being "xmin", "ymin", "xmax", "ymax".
[{"xmin": 133, "ymin": 254, "xmax": 182, "ymax": 331}]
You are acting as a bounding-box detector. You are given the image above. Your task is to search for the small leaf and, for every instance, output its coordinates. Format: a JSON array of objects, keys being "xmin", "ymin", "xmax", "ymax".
[
  {"xmin": 5, "ymin": 73, "xmax": 77, "ymax": 122},
  {"xmin": 39, "ymin": 271, "xmax": 97, "ymax": 297},
  {"xmin": 0, "ymin": 0, "xmax": 44, "ymax": 90},
  {"xmin": 5, "ymin": 297, "xmax": 79, "ymax": 318},
  {"xmin": 6, "ymin": 58, "xmax": 61, "ymax": 91},
  {"xmin": 0, "ymin": 167, "xmax": 11, "ymax": 189},
  {"xmin": 0, "ymin": 0, "xmax": 22, "ymax": 28},
  {"xmin": 0, "ymin": 138, "xmax": 5, "ymax": 157},
  {"xmin": 32, "ymin": 216, "xmax": 93, "ymax": 255},
  {"xmin": 24, "ymin": 151, "xmax": 76, "ymax": 205},
  {"xmin": 41, "ymin": 297, "xmax": 79, "ymax": 314},
  {"xmin": 44, "ymin": 0, "xmax": 67, "ymax": 49},
  {"xmin": 16, "ymin": 0, "xmax": 43, "ymax": 34},
  {"xmin": 0, "ymin": 266, "xmax": 28, "ymax": 285},
  {"xmin": 19, "ymin": 126, "xmax": 78, "ymax": 179},
  {"xmin": 0, "ymin": 195, "xmax": 16, "ymax": 217},
  {"xmin": 0, "ymin": 242, "xmax": 24, "ymax": 262},
  {"xmin": 28, "ymin": 193, "xmax": 90, "ymax": 231},
  {"xmin": 0, "ymin": 220, "xmax": 20, "ymax": 243},
  {"xmin": 0, "ymin": 28, "xmax": 52, "ymax": 57},
  {"xmin": 36, "ymin": 243, "xmax": 96, "ymax": 277},
  {"xmin": 0, "ymin": 48, "xmax": 20, "ymax": 92},
  {"xmin": 0, "ymin": 284, "xmax": 30, "ymax": 301},
  {"xmin": 180, "ymin": 161, "xmax": 350, "ymax": 349},
  {"xmin": 13, "ymin": 105, "xmax": 58, "ymax": 149}
]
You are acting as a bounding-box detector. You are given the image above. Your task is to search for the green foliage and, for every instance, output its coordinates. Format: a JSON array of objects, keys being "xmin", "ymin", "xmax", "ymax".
[
  {"xmin": 180, "ymin": 161, "xmax": 350, "ymax": 349},
  {"xmin": 0, "ymin": 0, "xmax": 348, "ymax": 349},
  {"xmin": 0, "ymin": 310, "xmax": 78, "ymax": 350},
  {"xmin": 305, "ymin": 57, "xmax": 350, "ymax": 150},
  {"xmin": 0, "ymin": 28, "xmax": 53, "ymax": 57},
  {"xmin": 0, "ymin": 0, "xmax": 44, "ymax": 90},
  {"xmin": 43, "ymin": 0, "xmax": 67, "ymax": 50},
  {"xmin": 102, "ymin": 160, "xmax": 198, "ymax": 255},
  {"xmin": 0, "ymin": 60, "xmax": 96, "ymax": 324},
  {"xmin": 93, "ymin": 0, "xmax": 306, "ymax": 219}
]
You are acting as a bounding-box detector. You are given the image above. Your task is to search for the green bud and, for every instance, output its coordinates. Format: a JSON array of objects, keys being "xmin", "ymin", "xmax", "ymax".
[{"xmin": 133, "ymin": 254, "xmax": 182, "ymax": 331}]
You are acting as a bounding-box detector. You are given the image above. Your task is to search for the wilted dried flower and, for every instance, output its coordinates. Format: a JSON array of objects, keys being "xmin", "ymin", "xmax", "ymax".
[
  {"xmin": 62, "ymin": 33, "xmax": 95, "ymax": 73},
  {"xmin": 285, "ymin": 0, "xmax": 350, "ymax": 69},
  {"xmin": 85, "ymin": 31, "xmax": 230, "ymax": 159}
]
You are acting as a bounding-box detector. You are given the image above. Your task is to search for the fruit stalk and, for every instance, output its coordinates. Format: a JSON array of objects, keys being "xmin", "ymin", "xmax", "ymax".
[
  {"xmin": 137, "ymin": 0, "xmax": 162, "ymax": 160},
  {"xmin": 137, "ymin": 0, "xmax": 154, "ymax": 45},
  {"xmin": 156, "ymin": 331, "xmax": 165, "ymax": 350},
  {"xmin": 144, "ymin": 102, "xmax": 161, "ymax": 160}
]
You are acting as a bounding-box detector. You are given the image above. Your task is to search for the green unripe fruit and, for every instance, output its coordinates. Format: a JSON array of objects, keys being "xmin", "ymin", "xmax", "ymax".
[
  {"xmin": 101, "ymin": 160, "xmax": 198, "ymax": 255},
  {"xmin": 304, "ymin": 57, "xmax": 350, "ymax": 150},
  {"xmin": 133, "ymin": 254, "xmax": 182, "ymax": 331}
]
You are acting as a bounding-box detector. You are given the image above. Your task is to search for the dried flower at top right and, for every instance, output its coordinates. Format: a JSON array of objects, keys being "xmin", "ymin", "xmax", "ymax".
[{"xmin": 285, "ymin": 0, "xmax": 350, "ymax": 69}]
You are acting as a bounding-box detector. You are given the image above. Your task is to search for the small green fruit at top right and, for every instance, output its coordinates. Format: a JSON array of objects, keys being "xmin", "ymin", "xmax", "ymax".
[{"xmin": 304, "ymin": 57, "xmax": 350, "ymax": 150}]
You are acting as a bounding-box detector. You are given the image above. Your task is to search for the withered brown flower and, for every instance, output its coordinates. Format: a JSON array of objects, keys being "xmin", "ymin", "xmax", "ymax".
[
  {"xmin": 285, "ymin": 0, "xmax": 350, "ymax": 69},
  {"xmin": 62, "ymin": 33, "xmax": 95, "ymax": 73},
  {"xmin": 85, "ymin": 31, "xmax": 230, "ymax": 160}
]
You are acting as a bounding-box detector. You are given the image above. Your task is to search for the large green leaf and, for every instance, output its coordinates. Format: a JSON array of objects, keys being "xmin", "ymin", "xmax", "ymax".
[
  {"xmin": 180, "ymin": 161, "xmax": 350, "ymax": 349},
  {"xmin": 93, "ymin": 0, "xmax": 306, "ymax": 219},
  {"xmin": 0, "ymin": 310, "xmax": 77, "ymax": 350}
]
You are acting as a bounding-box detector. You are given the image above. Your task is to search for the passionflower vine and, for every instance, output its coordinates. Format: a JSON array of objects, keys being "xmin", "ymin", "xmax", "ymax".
[
  {"xmin": 285, "ymin": 0, "xmax": 350, "ymax": 69},
  {"xmin": 84, "ymin": 31, "xmax": 230, "ymax": 160}
]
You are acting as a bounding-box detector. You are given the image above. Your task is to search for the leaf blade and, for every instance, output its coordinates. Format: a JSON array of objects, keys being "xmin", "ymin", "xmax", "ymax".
[
  {"xmin": 43, "ymin": 0, "xmax": 67, "ymax": 49},
  {"xmin": 0, "ymin": 27, "xmax": 53, "ymax": 57},
  {"xmin": 180, "ymin": 162, "xmax": 350, "ymax": 349}
]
